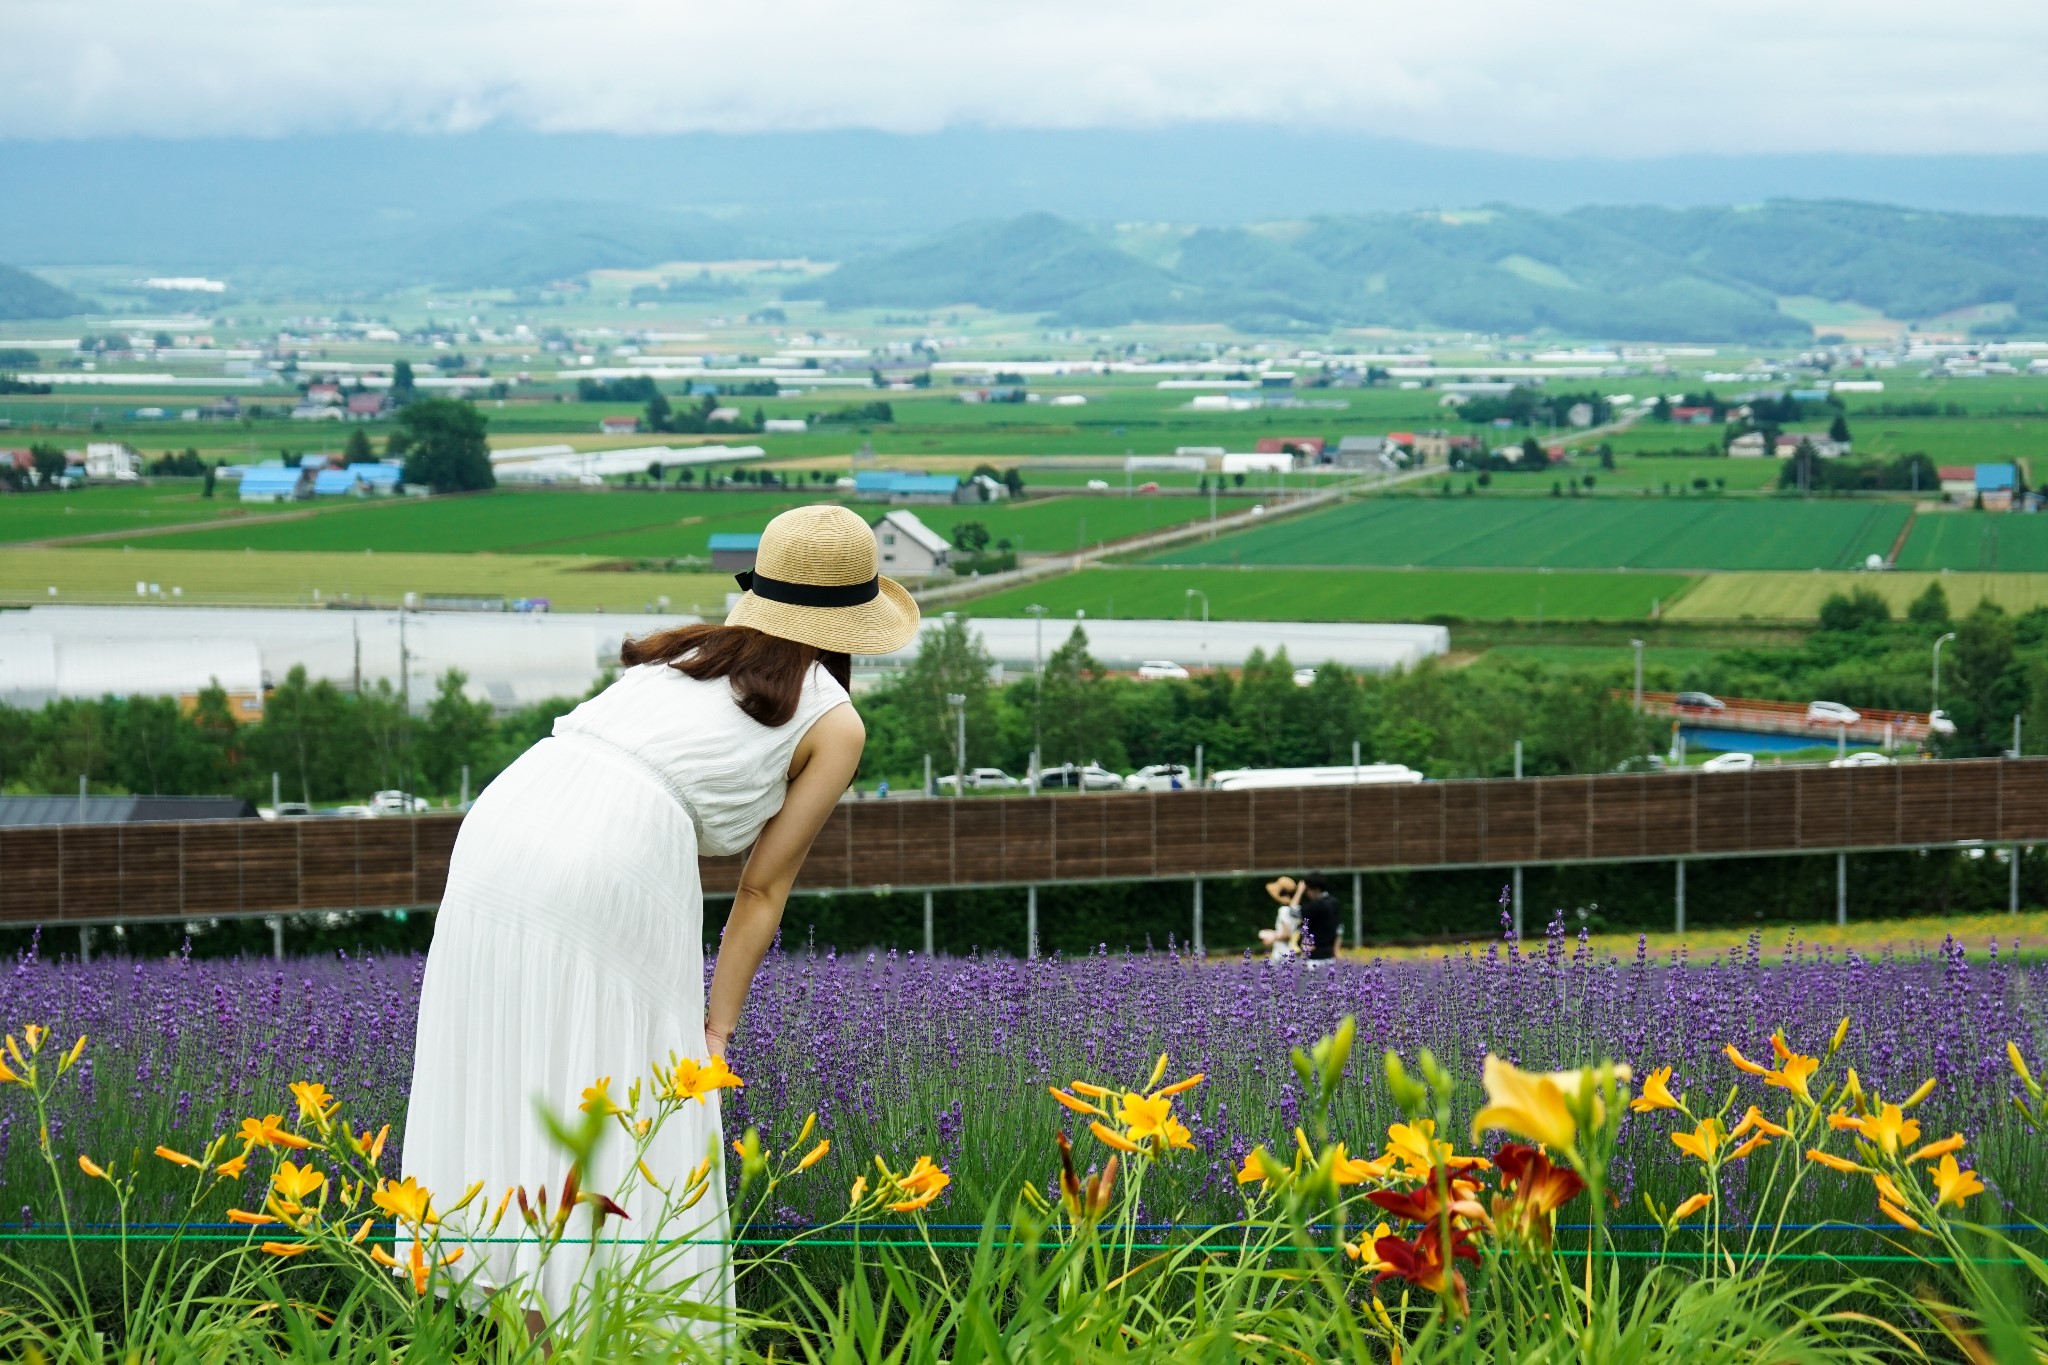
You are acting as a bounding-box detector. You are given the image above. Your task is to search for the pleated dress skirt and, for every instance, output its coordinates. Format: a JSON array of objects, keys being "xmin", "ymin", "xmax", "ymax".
[{"xmin": 401, "ymin": 732, "xmax": 732, "ymax": 1320}]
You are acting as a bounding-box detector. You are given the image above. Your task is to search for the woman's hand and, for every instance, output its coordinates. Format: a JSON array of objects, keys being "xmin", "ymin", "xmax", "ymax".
[{"xmin": 704, "ymin": 1024, "xmax": 730, "ymax": 1061}]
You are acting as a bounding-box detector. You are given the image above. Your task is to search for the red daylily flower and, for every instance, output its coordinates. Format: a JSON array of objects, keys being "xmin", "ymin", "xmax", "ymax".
[
  {"xmin": 1492, "ymin": 1142, "xmax": 1585, "ymax": 1244},
  {"xmin": 1374, "ymin": 1221, "xmax": 1480, "ymax": 1315}
]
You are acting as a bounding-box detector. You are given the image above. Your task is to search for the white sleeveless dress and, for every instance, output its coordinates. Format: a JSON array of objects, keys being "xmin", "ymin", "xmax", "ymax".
[{"xmin": 401, "ymin": 659, "xmax": 848, "ymax": 1314}]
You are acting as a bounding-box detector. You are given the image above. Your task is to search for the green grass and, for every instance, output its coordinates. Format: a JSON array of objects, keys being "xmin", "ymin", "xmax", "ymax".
[
  {"xmin": 1147, "ymin": 496, "xmax": 1911, "ymax": 571},
  {"xmin": 963, "ymin": 566, "xmax": 1691, "ymax": 622}
]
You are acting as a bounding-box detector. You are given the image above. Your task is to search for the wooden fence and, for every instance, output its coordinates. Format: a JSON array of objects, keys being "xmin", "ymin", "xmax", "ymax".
[{"xmin": 5, "ymin": 759, "xmax": 2047, "ymax": 926}]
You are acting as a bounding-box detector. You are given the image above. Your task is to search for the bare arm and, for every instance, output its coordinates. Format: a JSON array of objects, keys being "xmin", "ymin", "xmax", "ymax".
[{"xmin": 703, "ymin": 702, "xmax": 864, "ymax": 1057}]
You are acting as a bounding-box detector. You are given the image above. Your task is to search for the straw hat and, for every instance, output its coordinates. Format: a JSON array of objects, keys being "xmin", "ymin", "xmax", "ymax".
[
  {"xmin": 725, "ymin": 504, "xmax": 921, "ymax": 655},
  {"xmin": 1264, "ymin": 875, "xmax": 1299, "ymax": 903}
]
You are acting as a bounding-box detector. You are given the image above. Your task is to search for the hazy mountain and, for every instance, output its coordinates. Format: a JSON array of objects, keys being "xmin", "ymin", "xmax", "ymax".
[
  {"xmin": 797, "ymin": 200, "xmax": 2048, "ymax": 340},
  {"xmin": 8, "ymin": 129, "xmax": 2048, "ymax": 287},
  {"xmin": 0, "ymin": 263, "xmax": 85, "ymax": 320}
]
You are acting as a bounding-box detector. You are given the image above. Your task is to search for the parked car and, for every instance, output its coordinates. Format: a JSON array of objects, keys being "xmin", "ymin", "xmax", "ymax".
[
  {"xmin": 934, "ymin": 767, "xmax": 1021, "ymax": 793},
  {"xmin": 1085, "ymin": 479, "xmax": 1110, "ymax": 491},
  {"xmin": 369, "ymin": 790, "xmax": 430, "ymax": 814},
  {"xmin": 1292, "ymin": 667, "xmax": 1318, "ymax": 688},
  {"xmin": 1135, "ymin": 660, "xmax": 1190, "ymax": 681},
  {"xmin": 1674, "ymin": 691, "xmax": 1725, "ymax": 712},
  {"xmin": 264, "ymin": 801, "xmax": 314, "ymax": 820},
  {"xmin": 1036, "ymin": 763, "xmax": 1124, "ymax": 791},
  {"xmin": 1124, "ymin": 763, "xmax": 1192, "ymax": 792},
  {"xmin": 1829, "ymin": 751, "xmax": 1893, "ymax": 768},
  {"xmin": 1927, "ymin": 709, "xmax": 1957, "ymax": 737},
  {"xmin": 1137, "ymin": 481, "xmax": 1160, "ymax": 493},
  {"xmin": 1612, "ymin": 755, "xmax": 1666, "ymax": 773},
  {"xmin": 1701, "ymin": 752, "xmax": 1756, "ymax": 773},
  {"xmin": 1806, "ymin": 700, "xmax": 1862, "ymax": 726}
]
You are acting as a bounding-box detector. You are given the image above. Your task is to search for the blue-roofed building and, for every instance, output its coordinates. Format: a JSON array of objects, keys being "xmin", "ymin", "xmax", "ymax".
[
  {"xmin": 708, "ymin": 532, "xmax": 762, "ymax": 572},
  {"xmin": 237, "ymin": 465, "xmax": 308, "ymax": 503},
  {"xmin": 349, "ymin": 463, "xmax": 402, "ymax": 492},
  {"xmin": 853, "ymin": 470, "xmax": 963, "ymax": 504},
  {"xmin": 1977, "ymin": 463, "xmax": 2016, "ymax": 492},
  {"xmin": 312, "ymin": 468, "xmax": 361, "ymax": 496}
]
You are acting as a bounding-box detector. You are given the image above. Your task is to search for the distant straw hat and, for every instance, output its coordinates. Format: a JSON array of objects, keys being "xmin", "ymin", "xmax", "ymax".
[
  {"xmin": 1264, "ymin": 876, "xmax": 1299, "ymax": 903},
  {"xmin": 725, "ymin": 504, "xmax": 921, "ymax": 655}
]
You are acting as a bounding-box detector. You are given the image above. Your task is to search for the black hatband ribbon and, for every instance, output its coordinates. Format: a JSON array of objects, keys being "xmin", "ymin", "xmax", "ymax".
[{"xmin": 735, "ymin": 569, "xmax": 880, "ymax": 608}]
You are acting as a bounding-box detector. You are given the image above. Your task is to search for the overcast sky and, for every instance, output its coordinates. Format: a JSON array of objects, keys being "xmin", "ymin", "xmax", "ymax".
[{"xmin": 7, "ymin": 0, "xmax": 2046, "ymax": 156}]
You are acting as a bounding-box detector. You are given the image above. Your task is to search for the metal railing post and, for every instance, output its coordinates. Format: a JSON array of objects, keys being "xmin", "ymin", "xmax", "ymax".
[
  {"xmin": 1192, "ymin": 879, "xmax": 1204, "ymax": 956},
  {"xmin": 1351, "ymin": 870, "xmax": 1363, "ymax": 948},
  {"xmin": 922, "ymin": 890, "xmax": 934, "ymax": 956},
  {"xmin": 2013, "ymin": 846, "xmax": 2022, "ymax": 915},
  {"xmin": 1026, "ymin": 885, "xmax": 1039, "ymax": 960},
  {"xmin": 1674, "ymin": 860, "xmax": 1685, "ymax": 935},
  {"xmin": 1837, "ymin": 852, "xmax": 1848, "ymax": 927}
]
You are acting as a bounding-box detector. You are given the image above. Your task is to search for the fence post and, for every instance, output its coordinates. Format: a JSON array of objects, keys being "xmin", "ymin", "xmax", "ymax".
[
  {"xmin": 1026, "ymin": 885, "xmax": 1039, "ymax": 960},
  {"xmin": 1837, "ymin": 852, "xmax": 1848, "ymax": 927},
  {"xmin": 1674, "ymin": 860, "xmax": 1685, "ymax": 935},
  {"xmin": 270, "ymin": 916, "xmax": 285, "ymax": 962},
  {"xmin": 922, "ymin": 890, "xmax": 934, "ymax": 956},
  {"xmin": 1192, "ymin": 879, "xmax": 1204, "ymax": 957},
  {"xmin": 79, "ymin": 926, "xmax": 92, "ymax": 964}
]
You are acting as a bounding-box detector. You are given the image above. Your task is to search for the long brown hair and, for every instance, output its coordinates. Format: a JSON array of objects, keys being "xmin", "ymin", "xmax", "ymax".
[{"xmin": 620, "ymin": 624, "xmax": 851, "ymax": 727}]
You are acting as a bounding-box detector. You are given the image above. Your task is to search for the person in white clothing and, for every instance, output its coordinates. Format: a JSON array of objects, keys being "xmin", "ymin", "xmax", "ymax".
[
  {"xmin": 1259, "ymin": 875, "xmax": 1304, "ymax": 962},
  {"xmin": 400, "ymin": 504, "xmax": 918, "ymax": 1333}
]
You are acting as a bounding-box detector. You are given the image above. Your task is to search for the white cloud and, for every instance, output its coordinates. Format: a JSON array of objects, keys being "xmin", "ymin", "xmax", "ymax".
[{"xmin": 5, "ymin": 0, "xmax": 2046, "ymax": 155}]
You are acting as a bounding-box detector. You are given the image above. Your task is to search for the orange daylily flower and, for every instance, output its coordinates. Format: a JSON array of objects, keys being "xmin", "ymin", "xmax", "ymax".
[
  {"xmin": 1048, "ymin": 1087, "xmax": 1105, "ymax": 1118},
  {"xmin": 1670, "ymin": 1192, "xmax": 1712, "ymax": 1221},
  {"xmin": 77, "ymin": 1155, "xmax": 107, "ymax": 1180},
  {"xmin": 1090, "ymin": 1120, "xmax": 1143, "ymax": 1154},
  {"xmin": 372, "ymin": 1176, "xmax": 435, "ymax": 1227},
  {"xmin": 238, "ymin": 1114, "xmax": 313, "ymax": 1151},
  {"xmin": 259, "ymin": 1240, "xmax": 311, "ymax": 1258},
  {"xmin": 1877, "ymin": 1198, "xmax": 1927, "ymax": 1234},
  {"xmin": 1629, "ymin": 1066, "xmax": 1680, "ymax": 1114},
  {"xmin": 1670, "ymin": 1117, "xmax": 1726, "ymax": 1163},
  {"xmin": 1907, "ymin": 1133, "xmax": 1966, "ymax": 1164},
  {"xmin": 214, "ymin": 1152, "xmax": 250, "ymax": 1180},
  {"xmin": 1806, "ymin": 1147, "xmax": 1865, "ymax": 1174},
  {"xmin": 665, "ymin": 1055, "xmax": 744, "ymax": 1104},
  {"xmin": 1731, "ymin": 1106, "xmax": 1790, "ymax": 1139},
  {"xmin": 226, "ymin": 1208, "xmax": 276, "ymax": 1226},
  {"xmin": 153, "ymin": 1145, "xmax": 205, "ymax": 1170},
  {"xmin": 797, "ymin": 1139, "xmax": 831, "ymax": 1171}
]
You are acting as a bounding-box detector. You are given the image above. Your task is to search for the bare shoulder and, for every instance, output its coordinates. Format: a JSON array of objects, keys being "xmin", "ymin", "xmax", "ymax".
[{"xmin": 811, "ymin": 699, "xmax": 866, "ymax": 747}]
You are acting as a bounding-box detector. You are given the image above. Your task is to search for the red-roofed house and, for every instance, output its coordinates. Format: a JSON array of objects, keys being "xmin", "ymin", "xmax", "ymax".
[
  {"xmin": 599, "ymin": 415, "xmax": 640, "ymax": 435},
  {"xmin": 1255, "ymin": 436, "xmax": 1326, "ymax": 457},
  {"xmin": 346, "ymin": 392, "xmax": 392, "ymax": 419}
]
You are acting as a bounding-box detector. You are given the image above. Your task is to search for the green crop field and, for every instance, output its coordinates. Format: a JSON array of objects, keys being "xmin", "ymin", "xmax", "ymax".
[
  {"xmin": 0, "ymin": 547, "xmax": 732, "ymax": 614},
  {"xmin": 1146, "ymin": 495, "xmax": 1910, "ymax": 571},
  {"xmin": 1666, "ymin": 570, "xmax": 2048, "ymax": 621},
  {"xmin": 1894, "ymin": 511, "xmax": 2048, "ymax": 571},
  {"xmin": 1453, "ymin": 455, "xmax": 1784, "ymax": 494},
  {"xmin": 963, "ymin": 566, "xmax": 1691, "ymax": 623},
  {"xmin": 0, "ymin": 483, "xmax": 260, "ymax": 542}
]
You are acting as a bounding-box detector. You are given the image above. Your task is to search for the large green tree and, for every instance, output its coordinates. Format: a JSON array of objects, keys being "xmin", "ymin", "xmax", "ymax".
[
  {"xmin": 417, "ymin": 670, "xmax": 497, "ymax": 796},
  {"xmin": 396, "ymin": 398, "xmax": 495, "ymax": 494}
]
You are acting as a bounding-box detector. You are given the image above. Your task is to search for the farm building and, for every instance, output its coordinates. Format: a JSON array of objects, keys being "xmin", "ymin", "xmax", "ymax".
[
  {"xmin": 82, "ymin": 442, "xmax": 141, "ymax": 479},
  {"xmin": 708, "ymin": 533, "xmax": 761, "ymax": 573},
  {"xmin": 761, "ymin": 418, "xmax": 807, "ymax": 434},
  {"xmin": 1978, "ymin": 464, "xmax": 2018, "ymax": 511},
  {"xmin": 1333, "ymin": 435, "xmax": 1389, "ymax": 468},
  {"xmin": 1255, "ymin": 436, "xmax": 1326, "ymax": 458},
  {"xmin": 237, "ymin": 465, "xmax": 308, "ymax": 503},
  {"xmin": 599, "ymin": 415, "xmax": 640, "ymax": 435},
  {"xmin": 871, "ymin": 510, "xmax": 950, "ymax": 578},
  {"xmin": 0, "ymin": 796, "xmax": 257, "ymax": 827},
  {"xmin": 346, "ymin": 392, "xmax": 392, "ymax": 419},
  {"xmin": 853, "ymin": 471, "xmax": 962, "ymax": 504}
]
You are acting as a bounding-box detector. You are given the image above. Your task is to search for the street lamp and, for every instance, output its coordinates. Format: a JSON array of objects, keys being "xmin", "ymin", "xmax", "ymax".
[
  {"xmin": 1025, "ymin": 604, "xmax": 1047, "ymax": 787},
  {"xmin": 946, "ymin": 693, "xmax": 967, "ymax": 798},
  {"xmin": 1932, "ymin": 631, "xmax": 1958, "ymax": 712}
]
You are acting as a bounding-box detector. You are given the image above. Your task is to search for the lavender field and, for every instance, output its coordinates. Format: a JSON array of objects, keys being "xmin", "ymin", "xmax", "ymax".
[{"xmin": 3, "ymin": 912, "xmax": 2041, "ymax": 1244}]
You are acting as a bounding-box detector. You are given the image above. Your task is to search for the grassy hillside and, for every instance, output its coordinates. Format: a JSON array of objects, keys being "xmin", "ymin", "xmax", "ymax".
[{"xmin": 0, "ymin": 263, "xmax": 85, "ymax": 320}]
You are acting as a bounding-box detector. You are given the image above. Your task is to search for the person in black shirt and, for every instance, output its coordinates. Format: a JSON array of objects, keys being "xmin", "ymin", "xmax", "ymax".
[{"xmin": 1297, "ymin": 872, "xmax": 1341, "ymax": 962}]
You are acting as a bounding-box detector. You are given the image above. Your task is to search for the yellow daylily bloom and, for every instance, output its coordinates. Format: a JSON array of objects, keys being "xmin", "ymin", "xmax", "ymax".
[
  {"xmin": 288, "ymin": 1081, "xmax": 336, "ymax": 1123},
  {"xmin": 270, "ymin": 1160, "xmax": 326, "ymax": 1203},
  {"xmin": 1844, "ymin": 1103, "xmax": 1920, "ymax": 1157},
  {"xmin": 0, "ymin": 1059, "xmax": 17, "ymax": 1086},
  {"xmin": 1235, "ymin": 1150, "xmax": 1267, "ymax": 1185},
  {"xmin": 1907, "ymin": 1133, "xmax": 1966, "ymax": 1164},
  {"xmin": 1145, "ymin": 1053, "xmax": 1171, "ymax": 1091},
  {"xmin": 371, "ymin": 1176, "xmax": 434, "ymax": 1226},
  {"xmin": 1724, "ymin": 1043, "xmax": 1770, "ymax": 1077},
  {"xmin": 1899, "ymin": 1078, "xmax": 1937, "ymax": 1109},
  {"xmin": 797, "ymin": 1139, "xmax": 830, "ymax": 1171},
  {"xmin": 579, "ymin": 1077, "xmax": 625, "ymax": 1116},
  {"xmin": 1048, "ymin": 1087, "xmax": 1105, "ymax": 1118},
  {"xmin": 1728, "ymin": 1133, "xmax": 1771, "ymax": 1161},
  {"xmin": 214, "ymin": 1152, "xmax": 250, "ymax": 1180},
  {"xmin": 848, "ymin": 1175, "xmax": 869, "ymax": 1207},
  {"xmin": 23, "ymin": 1025, "xmax": 45, "ymax": 1053},
  {"xmin": 1842, "ymin": 1068, "xmax": 1867, "ymax": 1113},
  {"xmin": 1089, "ymin": 1119, "xmax": 1141, "ymax": 1153},
  {"xmin": 238, "ymin": 1114, "xmax": 313, "ymax": 1151},
  {"xmin": 1670, "ymin": 1192, "xmax": 1712, "ymax": 1221},
  {"xmin": 1471, "ymin": 1056, "xmax": 1629, "ymax": 1151},
  {"xmin": 1762, "ymin": 1033, "xmax": 1819, "ymax": 1102},
  {"xmin": 1116, "ymin": 1092, "xmax": 1176, "ymax": 1145},
  {"xmin": 1154, "ymin": 1072, "xmax": 1206, "ymax": 1099},
  {"xmin": 77, "ymin": 1155, "xmax": 107, "ymax": 1180},
  {"xmin": 1877, "ymin": 1198, "xmax": 1927, "ymax": 1234},
  {"xmin": 1731, "ymin": 1106, "xmax": 1790, "ymax": 1139},
  {"xmin": 59, "ymin": 1035, "xmax": 86, "ymax": 1074},
  {"xmin": 1629, "ymin": 1066, "xmax": 1680, "ymax": 1114},
  {"xmin": 1068, "ymin": 1081, "xmax": 1113, "ymax": 1099},
  {"xmin": 897, "ymin": 1155, "xmax": 949, "ymax": 1197},
  {"xmin": 1830, "ymin": 1017, "xmax": 1851, "ymax": 1053},
  {"xmin": 1872, "ymin": 1172, "xmax": 1908, "ymax": 1207},
  {"xmin": 2009, "ymin": 1041, "xmax": 2037, "ymax": 1089},
  {"xmin": 153, "ymin": 1145, "xmax": 205, "ymax": 1170},
  {"xmin": 259, "ymin": 1240, "xmax": 311, "ymax": 1258},
  {"xmin": 1343, "ymin": 1222, "xmax": 1395, "ymax": 1273},
  {"xmin": 665, "ymin": 1055, "xmax": 744, "ymax": 1104},
  {"xmin": 1806, "ymin": 1147, "xmax": 1865, "ymax": 1174},
  {"xmin": 1324, "ymin": 1142, "xmax": 1392, "ymax": 1187},
  {"xmin": 1931, "ymin": 1154, "xmax": 1986, "ymax": 1209},
  {"xmin": 1670, "ymin": 1117, "xmax": 1726, "ymax": 1163}
]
